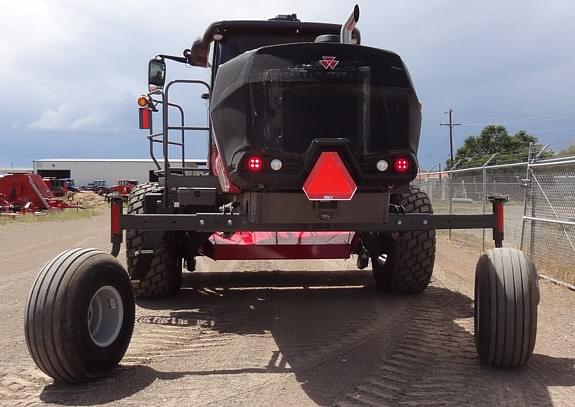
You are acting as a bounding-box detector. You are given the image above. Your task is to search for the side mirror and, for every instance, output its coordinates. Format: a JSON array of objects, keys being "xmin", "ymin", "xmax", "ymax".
[{"xmin": 148, "ymin": 58, "xmax": 166, "ymax": 91}]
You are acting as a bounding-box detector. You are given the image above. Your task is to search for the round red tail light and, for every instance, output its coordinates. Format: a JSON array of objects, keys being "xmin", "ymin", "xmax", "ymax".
[
  {"xmin": 393, "ymin": 157, "xmax": 410, "ymax": 173},
  {"xmin": 246, "ymin": 156, "xmax": 263, "ymax": 172}
]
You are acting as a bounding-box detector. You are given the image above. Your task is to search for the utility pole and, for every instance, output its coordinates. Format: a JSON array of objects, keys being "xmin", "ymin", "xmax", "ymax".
[{"xmin": 440, "ymin": 108, "xmax": 461, "ymax": 169}]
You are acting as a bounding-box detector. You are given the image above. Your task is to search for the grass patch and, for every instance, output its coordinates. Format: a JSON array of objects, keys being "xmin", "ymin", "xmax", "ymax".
[{"xmin": 0, "ymin": 208, "xmax": 104, "ymax": 226}]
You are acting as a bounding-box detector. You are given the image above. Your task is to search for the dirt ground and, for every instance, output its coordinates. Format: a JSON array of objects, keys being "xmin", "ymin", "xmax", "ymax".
[{"xmin": 0, "ymin": 213, "xmax": 573, "ymax": 406}]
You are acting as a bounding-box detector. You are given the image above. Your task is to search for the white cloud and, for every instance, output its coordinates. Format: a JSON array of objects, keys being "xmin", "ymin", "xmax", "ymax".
[
  {"xmin": 28, "ymin": 105, "xmax": 75, "ymax": 130},
  {"xmin": 28, "ymin": 103, "xmax": 108, "ymax": 131},
  {"xmin": 69, "ymin": 112, "xmax": 107, "ymax": 130}
]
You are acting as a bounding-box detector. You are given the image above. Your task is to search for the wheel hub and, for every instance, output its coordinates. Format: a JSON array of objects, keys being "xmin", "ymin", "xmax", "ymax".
[{"xmin": 87, "ymin": 285, "xmax": 124, "ymax": 347}]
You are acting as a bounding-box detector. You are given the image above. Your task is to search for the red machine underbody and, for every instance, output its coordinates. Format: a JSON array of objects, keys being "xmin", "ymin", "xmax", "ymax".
[
  {"xmin": 203, "ymin": 151, "xmax": 360, "ymax": 261},
  {"xmin": 202, "ymin": 231, "xmax": 357, "ymax": 260}
]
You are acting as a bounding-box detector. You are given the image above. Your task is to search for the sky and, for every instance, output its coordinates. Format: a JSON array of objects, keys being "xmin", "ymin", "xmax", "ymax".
[{"xmin": 1, "ymin": 0, "xmax": 575, "ymax": 169}]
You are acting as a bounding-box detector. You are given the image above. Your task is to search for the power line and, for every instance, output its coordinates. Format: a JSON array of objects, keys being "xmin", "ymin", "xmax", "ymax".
[
  {"xmin": 461, "ymin": 98, "xmax": 575, "ymax": 124},
  {"xmin": 528, "ymin": 126, "xmax": 575, "ymax": 133},
  {"xmin": 440, "ymin": 108, "xmax": 461, "ymax": 168},
  {"xmin": 461, "ymin": 112, "xmax": 575, "ymax": 126}
]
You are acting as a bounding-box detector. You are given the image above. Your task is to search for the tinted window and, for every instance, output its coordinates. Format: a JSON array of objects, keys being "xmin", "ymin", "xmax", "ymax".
[{"xmin": 219, "ymin": 34, "xmax": 317, "ymax": 64}]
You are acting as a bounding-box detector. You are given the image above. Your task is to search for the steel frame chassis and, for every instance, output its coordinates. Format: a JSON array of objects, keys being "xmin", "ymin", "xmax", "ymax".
[
  {"xmin": 110, "ymin": 195, "xmax": 508, "ymax": 260},
  {"xmin": 120, "ymin": 212, "xmax": 497, "ymax": 233}
]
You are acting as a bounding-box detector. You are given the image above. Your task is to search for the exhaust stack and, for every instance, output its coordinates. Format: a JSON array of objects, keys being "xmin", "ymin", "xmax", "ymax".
[{"xmin": 340, "ymin": 4, "xmax": 360, "ymax": 44}]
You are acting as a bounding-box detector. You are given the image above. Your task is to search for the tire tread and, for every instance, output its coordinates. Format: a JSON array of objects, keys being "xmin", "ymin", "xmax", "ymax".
[
  {"xmin": 126, "ymin": 184, "xmax": 182, "ymax": 299},
  {"xmin": 371, "ymin": 187, "xmax": 436, "ymax": 294},
  {"xmin": 474, "ymin": 247, "xmax": 539, "ymax": 368}
]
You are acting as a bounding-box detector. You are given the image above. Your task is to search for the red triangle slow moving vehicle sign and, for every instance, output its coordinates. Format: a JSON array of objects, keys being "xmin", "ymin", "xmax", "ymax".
[{"xmin": 303, "ymin": 152, "xmax": 357, "ymax": 201}]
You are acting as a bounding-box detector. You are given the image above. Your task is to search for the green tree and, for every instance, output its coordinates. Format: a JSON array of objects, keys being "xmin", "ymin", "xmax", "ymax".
[{"xmin": 446, "ymin": 125, "xmax": 550, "ymax": 169}]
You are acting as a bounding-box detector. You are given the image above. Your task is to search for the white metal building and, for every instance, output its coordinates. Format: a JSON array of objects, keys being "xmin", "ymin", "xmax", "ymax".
[
  {"xmin": 33, "ymin": 159, "xmax": 207, "ymax": 188},
  {"xmin": 0, "ymin": 168, "xmax": 32, "ymax": 175}
]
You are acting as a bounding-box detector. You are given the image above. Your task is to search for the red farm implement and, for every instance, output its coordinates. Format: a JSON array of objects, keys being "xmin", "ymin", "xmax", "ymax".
[
  {"xmin": 0, "ymin": 173, "xmax": 80, "ymax": 212},
  {"xmin": 108, "ymin": 179, "xmax": 139, "ymax": 201},
  {"xmin": 42, "ymin": 177, "xmax": 69, "ymax": 197}
]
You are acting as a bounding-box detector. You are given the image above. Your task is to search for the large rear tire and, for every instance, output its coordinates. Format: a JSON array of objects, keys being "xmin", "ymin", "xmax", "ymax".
[
  {"xmin": 369, "ymin": 187, "xmax": 436, "ymax": 293},
  {"xmin": 474, "ymin": 247, "xmax": 539, "ymax": 368},
  {"xmin": 25, "ymin": 248, "xmax": 135, "ymax": 383},
  {"xmin": 126, "ymin": 184, "xmax": 182, "ymax": 299}
]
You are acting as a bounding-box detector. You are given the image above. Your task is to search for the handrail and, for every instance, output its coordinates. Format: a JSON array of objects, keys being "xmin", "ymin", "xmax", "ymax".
[
  {"xmin": 157, "ymin": 79, "xmax": 211, "ymax": 208},
  {"xmin": 167, "ymin": 126, "xmax": 209, "ymax": 131},
  {"xmin": 146, "ymin": 102, "xmax": 186, "ymax": 171}
]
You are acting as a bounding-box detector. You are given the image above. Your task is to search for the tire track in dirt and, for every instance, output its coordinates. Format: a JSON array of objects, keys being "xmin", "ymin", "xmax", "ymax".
[
  {"xmin": 125, "ymin": 260, "xmax": 414, "ymax": 375},
  {"xmin": 337, "ymin": 285, "xmax": 483, "ymax": 406},
  {"xmin": 133, "ymin": 288, "xmax": 408, "ymax": 365},
  {"xmin": 0, "ymin": 367, "xmax": 52, "ymax": 407},
  {"xmin": 123, "ymin": 305, "xmax": 253, "ymax": 364},
  {"xmin": 127, "ymin": 284, "xmax": 416, "ymax": 407},
  {"xmin": 337, "ymin": 276, "xmax": 572, "ymax": 407}
]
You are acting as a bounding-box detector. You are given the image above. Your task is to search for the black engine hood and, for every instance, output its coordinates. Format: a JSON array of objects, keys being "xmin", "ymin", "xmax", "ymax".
[{"xmin": 210, "ymin": 42, "xmax": 421, "ymax": 191}]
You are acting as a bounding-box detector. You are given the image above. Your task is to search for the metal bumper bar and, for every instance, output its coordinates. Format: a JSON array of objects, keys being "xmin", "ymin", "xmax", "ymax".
[
  {"xmin": 110, "ymin": 195, "xmax": 508, "ymax": 257},
  {"xmin": 120, "ymin": 212, "xmax": 497, "ymax": 233}
]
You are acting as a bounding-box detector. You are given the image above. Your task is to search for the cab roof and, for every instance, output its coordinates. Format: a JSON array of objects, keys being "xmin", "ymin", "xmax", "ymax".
[{"xmin": 188, "ymin": 17, "xmax": 361, "ymax": 67}]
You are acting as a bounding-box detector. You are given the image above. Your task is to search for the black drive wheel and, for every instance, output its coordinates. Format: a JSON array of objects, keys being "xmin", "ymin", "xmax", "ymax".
[
  {"xmin": 474, "ymin": 247, "xmax": 539, "ymax": 368},
  {"xmin": 369, "ymin": 187, "xmax": 436, "ymax": 293},
  {"xmin": 126, "ymin": 183, "xmax": 182, "ymax": 299},
  {"xmin": 25, "ymin": 248, "xmax": 135, "ymax": 383}
]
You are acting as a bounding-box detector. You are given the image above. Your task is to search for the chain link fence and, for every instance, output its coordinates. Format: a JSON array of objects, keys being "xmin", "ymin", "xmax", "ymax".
[
  {"xmin": 415, "ymin": 154, "xmax": 575, "ymax": 286},
  {"xmin": 520, "ymin": 158, "xmax": 575, "ymax": 285}
]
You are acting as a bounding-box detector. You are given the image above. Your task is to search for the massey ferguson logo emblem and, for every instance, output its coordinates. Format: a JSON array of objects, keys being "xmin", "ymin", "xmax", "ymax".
[{"xmin": 319, "ymin": 56, "xmax": 339, "ymax": 70}]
